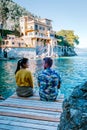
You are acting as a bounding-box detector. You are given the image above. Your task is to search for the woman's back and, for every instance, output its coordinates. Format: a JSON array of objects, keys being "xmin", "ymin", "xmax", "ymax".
[
  {"xmin": 15, "ymin": 58, "xmax": 33, "ymax": 97},
  {"xmin": 15, "ymin": 69, "xmax": 33, "ymax": 87}
]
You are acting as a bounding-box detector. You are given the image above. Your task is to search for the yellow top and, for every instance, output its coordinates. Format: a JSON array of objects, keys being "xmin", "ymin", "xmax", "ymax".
[{"xmin": 15, "ymin": 69, "xmax": 33, "ymax": 87}]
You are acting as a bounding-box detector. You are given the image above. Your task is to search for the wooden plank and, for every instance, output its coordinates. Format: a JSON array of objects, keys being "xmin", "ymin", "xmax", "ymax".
[
  {"xmin": 0, "ymin": 106, "xmax": 61, "ymax": 116},
  {"xmin": 0, "ymin": 103, "xmax": 62, "ymax": 112},
  {"xmin": 7, "ymin": 96, "xmax": 63, "ymax": 104},
  {"xmin": 1, "ymin": 102, "xmax": 62, "ymax": 110},
  {"xmin": 5, "ymin": 99, "xmax": 63, "ymax": 107},
  {"xmin": 11, "ymin": 95, "xmax": 64, "ymax": 102},
  {"xmin": 5, "ymin": 98, "xmax": 63, "ymax": 108},
  {"xmin": 0, "ymin": 124, "xmax": 39, "ymax": 130},
  {"xmin": 0, "ymin": 110, "xmax": 60, "ymax": 121},
  {"xmin": 0, "ymin": 92, "xmax": 64, "ymax": 129},
  {"xmin": 0, "ymin": 119, "xmax": 57, "ymax": 130},
  {"xmin": 0, "ymin": 110, "xmax": 60, "ymax": 122},
  {"xmin": 0, "ymin": 102, "xmax": 62, "ymax": 113},
  {"xmin": 0, "ymin": 99, "xmax": 62, "ymax": 109},
  {"xmin": 0, "ymin": 116, "xmax": 58, "ymax": 127}
]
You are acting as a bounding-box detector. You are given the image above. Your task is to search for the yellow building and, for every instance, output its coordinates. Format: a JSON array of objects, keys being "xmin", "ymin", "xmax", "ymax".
[{"xmin": 19, "ymin": 16, "xmax": 57, "ymax": 48}]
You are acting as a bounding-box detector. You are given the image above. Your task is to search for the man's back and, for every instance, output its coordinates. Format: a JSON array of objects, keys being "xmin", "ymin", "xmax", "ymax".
[{"xmin": 38, "ymin": 68, "xmax": 61, "ymax": 101}]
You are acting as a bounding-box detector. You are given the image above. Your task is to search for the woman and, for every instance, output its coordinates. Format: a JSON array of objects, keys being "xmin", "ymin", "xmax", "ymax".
[{"xmin": 15, "ymin": 58, "xmax": 33, "ymax": 97}]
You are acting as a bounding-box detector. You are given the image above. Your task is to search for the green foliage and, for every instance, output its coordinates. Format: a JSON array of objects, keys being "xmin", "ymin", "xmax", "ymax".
[
  {"xmin": 0, "ymin": 29, "xmax": 20, "ymax": 37},
  {"xmin": 0, "ymin": 3, "xmax": 8, "ymax": 24},
  {"xmin": 56, "ymin": 30, "xmax": 79, "ymax": 47},
  {"xmin": 0, "ymin": 0, "xmax": 34, "ymax": 31},
  {"xmin": 13, "ymin": 29, "xmax": 20, "ymax": 36},
  {"xmin": 0, "ymin": 36, "xmax": 2, "ymax": 45}
]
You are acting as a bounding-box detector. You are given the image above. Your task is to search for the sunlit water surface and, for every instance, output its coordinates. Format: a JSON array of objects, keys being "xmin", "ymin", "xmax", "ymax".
[{"xmin": 0, "ymin": 49, "xmax": 87, "ymax": 99}]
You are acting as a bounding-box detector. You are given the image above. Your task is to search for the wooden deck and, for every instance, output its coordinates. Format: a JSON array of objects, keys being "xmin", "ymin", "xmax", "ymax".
[{"xmin": 0, "ymin": 93, "xmax": 64, "ymax": 130}]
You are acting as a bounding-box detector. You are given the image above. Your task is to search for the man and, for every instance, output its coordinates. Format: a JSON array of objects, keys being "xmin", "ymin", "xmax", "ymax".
[{"xmin": 38, "ymin": 57, "xmax": 61, "ymax": 101}]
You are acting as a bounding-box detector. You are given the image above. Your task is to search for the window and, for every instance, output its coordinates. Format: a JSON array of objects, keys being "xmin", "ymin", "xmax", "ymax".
[
  {"xmin": 35, "ymin": 32, "xmax": 37, "ymax": 35},
  {"xmin": 29, "ymin": 26, "xmax": 33, "ymax": 30},
  {"xmin": 2, "ymin": 41, "xmax": 5, "ymax": 45},
  {"xmin": 41, "ymin": 33, "xmax": 43, "ymax": 36},
  {"xmin": 43, "ymin": 27, "xmax": 45, "ymax": 30},
  {"xmin": 39, "ymin": 26, "xmax": 45, "ymax": 30},
  {"xmin": 39, "ymin": 26, "xmax": 42, "ymax": 30},
  {"xmin": 48, "ymin": 27, "xmax": 50, "ymax": 31},
  {"xmin": 46, "ymin": 20, "xmax": 51, "ymax": 25},
  {"xmin": 35, "ymin": 24, "xmax": 38, "ymax": 30},
  {"xmin": 18, "ymin": 43, "xmax": 21, "ymax": 47},
  {"xmin": 12, "ymin": 42, "xmax": 15, "ymax": 45},
  {"xmin": 50, "ymin": 34, "xmax": 54, "ymax": 38},
  {"xmin": 6, "ymin": 41, "xmax": 9, "ymax": 45}
]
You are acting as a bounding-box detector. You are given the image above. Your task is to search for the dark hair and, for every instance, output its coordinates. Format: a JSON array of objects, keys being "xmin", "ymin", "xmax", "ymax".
[
  {"xmin": 15, "ymin": 58, "xmax": 28, "ymax": 74},
  {"xmin": 43, "ymin": 57, "xmax": 53, "ymax": 67}
]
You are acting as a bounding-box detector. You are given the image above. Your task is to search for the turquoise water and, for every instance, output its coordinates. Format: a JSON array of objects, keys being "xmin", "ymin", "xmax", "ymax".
[{"xmin": 0, "ymin": 49, "xmax": 87, "ymax": 99}]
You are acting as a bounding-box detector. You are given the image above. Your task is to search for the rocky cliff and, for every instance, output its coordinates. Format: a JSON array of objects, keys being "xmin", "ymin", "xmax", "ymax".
[
  {"xmin": 0, "ymin": 0, "xmax": 34, "ymax": 31},
  {"xmin": 58, "ymin": 82, "xmax": 87, "ymax": 130}
]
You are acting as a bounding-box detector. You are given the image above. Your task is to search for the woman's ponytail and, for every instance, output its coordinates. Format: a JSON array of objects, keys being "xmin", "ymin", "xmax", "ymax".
[
  {"xmin": 15, "ymin": 60, "xmax": 21, "ymax": 74},
  {"xmin": 15, "ymin": 58, "xmax": 28, "ymax": 74}
]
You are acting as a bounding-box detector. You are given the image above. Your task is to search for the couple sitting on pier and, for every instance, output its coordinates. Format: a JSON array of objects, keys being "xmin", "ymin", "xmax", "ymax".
[{"xmin": 15, "ymin": 57, "xmax": 61, "ymax": 101}]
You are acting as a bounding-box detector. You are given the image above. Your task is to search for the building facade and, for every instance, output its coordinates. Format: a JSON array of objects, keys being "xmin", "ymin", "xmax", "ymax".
[
  {"xmin": 0, "ymin": 35, "xmax": 26, "ymax": 48},
  {"xmin": 19, "ymin": 16, "xmax": 57, "ymax": 48},
  {"xmin": 0, "ymin": 16, "xmax": 58, "ymax": 58}
]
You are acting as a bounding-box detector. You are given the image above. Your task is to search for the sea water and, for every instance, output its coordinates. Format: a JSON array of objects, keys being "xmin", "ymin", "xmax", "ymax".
[{"xmin": 0, "ymin": 48, "xmax": 87, "ymax": 99}]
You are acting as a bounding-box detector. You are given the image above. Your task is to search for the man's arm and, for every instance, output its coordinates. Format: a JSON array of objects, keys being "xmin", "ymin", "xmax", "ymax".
[
  {"xmin": 28, "ymin": 72, "xmax": 33, "ymax": 88},
  {"xmin": 37, "ymin": 75, "xmax": 40, "ymax": 87},
  {"xmin": 38, "ymin": 82, "xmax": 40, "ymax": 87},
  {"xmin": 57, "ymin": 80, "xmax": 61, "ymax": 89}
]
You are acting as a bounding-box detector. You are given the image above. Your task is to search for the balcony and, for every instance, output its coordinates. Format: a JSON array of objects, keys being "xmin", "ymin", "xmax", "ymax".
[{"xmin": 26, "ymin": 27, "xmax": 35, "ymax": 33}]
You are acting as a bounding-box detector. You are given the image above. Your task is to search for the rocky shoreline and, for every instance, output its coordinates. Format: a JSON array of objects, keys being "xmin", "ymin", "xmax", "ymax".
[
  {"xmin": 58, "ymin": 81, "xmax": 87, "ymax": 130},
  {"xmin": 0, "ymin": 46, "xmax": 77, "ymax": 59}
]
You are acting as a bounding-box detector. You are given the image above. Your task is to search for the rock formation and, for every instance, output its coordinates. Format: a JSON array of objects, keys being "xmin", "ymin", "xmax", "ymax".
[
  {"xmin": 0, "ymin": 0, "xmax": 34, "ymax": 31},
  {"xmin": 58, "ymin": 81, "xmax": 87, "ymax": 130}
]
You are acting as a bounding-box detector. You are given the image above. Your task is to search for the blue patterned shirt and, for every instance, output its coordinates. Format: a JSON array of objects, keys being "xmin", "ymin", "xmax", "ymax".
[{"xmin": 38, "ymin": 68, "xmax": 61, "ymax": 101}]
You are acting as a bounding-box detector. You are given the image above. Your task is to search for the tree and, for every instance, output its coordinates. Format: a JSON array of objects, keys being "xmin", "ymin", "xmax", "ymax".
[
  {"xmin": 0, "ymin": 36, "xmax": 2, "ymax": 46},
  {"xmin": 0, "ymin": 0, "xmax": 9, "ymax": 24},
  {"xmin": 56, "ymin": 30, "xmax": 79, "ymax": 47}
]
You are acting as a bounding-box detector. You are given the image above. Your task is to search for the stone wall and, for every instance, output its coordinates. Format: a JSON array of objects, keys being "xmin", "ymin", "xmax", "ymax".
[
  {"xmin": 0, "ymin": 48, "xmax": 36, "ymax": 59},
  {"xmin": 0, "ymin": 48, "xmax": 3, "ymax": 58},
  {"xmin": 58, "ymin": 82, "xmax": 87, "ymax": 130},
  {"xmin": 0, "ymin": 45, "xmax": 77, "ymax": 59}
]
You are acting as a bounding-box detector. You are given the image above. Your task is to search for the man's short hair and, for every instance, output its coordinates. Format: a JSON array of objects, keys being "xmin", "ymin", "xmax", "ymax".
[{"xmin": 43, "ymin": 57, "xmax": 53, "ymax": 67}]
